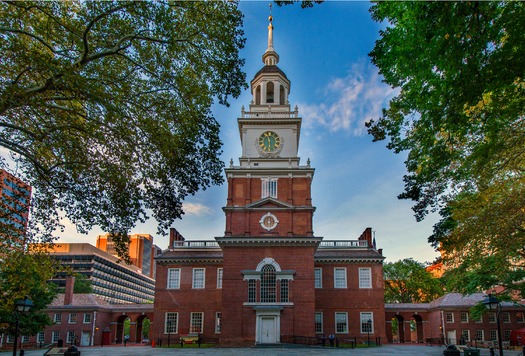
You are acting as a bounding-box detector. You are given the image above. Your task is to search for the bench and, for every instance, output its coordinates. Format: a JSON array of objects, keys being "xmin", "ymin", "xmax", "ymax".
[{"xmin": 179, "ymin": 334, "xmax": 199, "ymax": 344}]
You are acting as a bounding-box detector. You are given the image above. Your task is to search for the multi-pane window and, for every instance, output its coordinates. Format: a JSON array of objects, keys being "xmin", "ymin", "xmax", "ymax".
[
  {"xmin": 502, "ymin": 312, "xmax": 511, "ymax": 323},
  {"xmin": 261, "ymin": 265, "xmax": 276, "ymax": 303},
  {"xmin": 262, "ymin": 178, "xmax": 278, "ymax": 199},
  {"xmin": 83, "ymin": 313, "xmax": 91, "ymax": 323},
  {"xmin": 68, "ymin": 313, "xmax": 77, "ymax": 324},
  {"xmin": 504, "ymin": 329, "xmax": 512, "ymax": 341},
  {"xmin": 215, "ymin": 312, "xmax": 222, "ymax": 334},
  {"xmin": 37, "ymin": 332, "xmax": 45, "ymax": 344},
  {"xmin": 488, "ymin": 312, "xmax": 497, "ymax": 323},
  {"xmin": 360, "ymin": 312, "xmax": 374, "ymax": 333},
  {"xmin": 67, "ymin": 331, "xmax": 75, "ymax": 344},
  {"xmin": 474, "ymin": 315, "xmax": 483, "ymax": 323},
  {"xmin": 190, "ymin": 312, "xmax": 204, "ymax": 333},
  {"xmin": 475, "ymin": 330, "xmax": 484, "ymax": 341},
  {"xmin": 358, "ymin": 268, "xmax": 372, "ymax": 288},
  {"xmin": 460, "ymin": 312, "xmax": 469, "ymax": 323},
  {"xmin": 518, "ymin": 312, "xmax": 525, "ymax": 323},
  {"xmin": 445, "ymin": 312, "xmax": 454, "ymax": 323},
  {"xmin": 165, "ymin": 312, "xmax": 178, "ymax": 334},
  {"xmin": 21, "ymin": 335, "xmax": 29, "ymax": 343},
  {"xmin": 490, "ymin": 330, "xmax": 498, "ymax": 341},
  {"xmin": 167, "ymin": 268, "xmax": 181, "ymax": 289},
  {"xmin": 314, "ymin": 268, "xmax": 322, "ymax": 288},
  {"xmin": 192, "ymin": 268, "xmax": 205, "ymax": 289},
  {"xmin": 217, "ymin": 268, "xmax": 223, "ymax": 289},
  {"xmin": 461, "ymin": 330, "xmax": 470, "ymax": 341},
  {"xmin": 334, "ymin": 268, "xmax": 347, "ymax": 288},
  {"xmin": 335, "ymin": 312, "xmax": 348, "ymax": 333},
  {"xmin": 52, "ymin": 331, "xmax": 60, "ymax": 343},
  {"xmin": 54, "ymin": 313, "xmax": 62, "ymax": 324},
  {"xmin": 280, "ymin": 279, "xmax": 289, "ymax": 302},
  {"xmin": 248, "ymin": 280, "xmax": 257, "ymax": 303},
  {"xmin": 315, "ymin": 312, "xmax": 323, "ymax": 334}
]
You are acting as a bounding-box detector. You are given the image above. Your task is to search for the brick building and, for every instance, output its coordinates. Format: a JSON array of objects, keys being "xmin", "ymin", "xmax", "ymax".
[{"xmin": 153, "ymin": 15, "xmax": 386, "ymax": 347}]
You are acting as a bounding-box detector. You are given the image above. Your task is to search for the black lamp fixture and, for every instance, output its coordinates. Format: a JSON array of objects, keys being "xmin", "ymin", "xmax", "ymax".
[
  {"xmin": 13, "ymin": 296, "xmax": 33, "ymax": 356},
  {"xmin": 483, "ymin": 293, "xmax": 503, "ymax": 356}
]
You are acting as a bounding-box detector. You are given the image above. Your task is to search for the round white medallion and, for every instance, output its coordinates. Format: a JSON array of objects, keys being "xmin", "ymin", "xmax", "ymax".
[{"xmin": 259, "ymin": 212, "xmax": 279, "ymax": 231}]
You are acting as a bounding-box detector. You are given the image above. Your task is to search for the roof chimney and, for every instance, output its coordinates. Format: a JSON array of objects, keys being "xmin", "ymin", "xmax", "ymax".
[{"xmin": 64, "ymin": 276, "xmax": 75, "ymax": 305}]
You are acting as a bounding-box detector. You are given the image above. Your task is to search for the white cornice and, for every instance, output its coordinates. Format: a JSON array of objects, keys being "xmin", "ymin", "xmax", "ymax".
[{"xmin": 215, "ymin": 236, "xmax": 322, "ymax": 247}]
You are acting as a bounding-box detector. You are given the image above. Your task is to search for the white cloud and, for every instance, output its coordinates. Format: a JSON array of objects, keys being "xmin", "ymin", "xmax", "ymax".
[
  {"xmin": 299, "ymin": 60, "xmax": 396, "ymax": 136},
  {"xmin": 183, "ymin": 202, "xmax": 213, "ymax": 216}
]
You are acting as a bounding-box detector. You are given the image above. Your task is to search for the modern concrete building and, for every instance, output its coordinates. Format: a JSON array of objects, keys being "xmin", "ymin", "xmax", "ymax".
[
  {"xmin": 152, "ymin": 15, "xmax": 386, "ymax": 347},
  {"xmin": 0, "ymin": 169, "xmax": 31, "ymax": 250},
  {"xmin": 48, "ymin": 243, "xmax": 155, "ymax": 304}
]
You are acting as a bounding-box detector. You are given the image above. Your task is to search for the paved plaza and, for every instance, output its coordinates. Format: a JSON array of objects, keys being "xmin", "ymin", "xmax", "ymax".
[{"xmin": 10, "ymin": 344, "xmax": 525, "ymax": 356}]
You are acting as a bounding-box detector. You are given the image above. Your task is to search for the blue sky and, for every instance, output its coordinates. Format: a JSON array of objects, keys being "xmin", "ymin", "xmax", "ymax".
[{"xmin": 61, "ymin": 1, "xmax": 440, "ymax": 264}]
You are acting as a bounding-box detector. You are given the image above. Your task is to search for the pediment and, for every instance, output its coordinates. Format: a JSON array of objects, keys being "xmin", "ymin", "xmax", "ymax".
[{"xmin": 245, "ymin": 197, "xmax": 294, "ymax": 209}]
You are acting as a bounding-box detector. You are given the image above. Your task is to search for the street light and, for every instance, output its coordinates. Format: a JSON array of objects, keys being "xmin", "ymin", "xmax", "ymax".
[
  {"xmin": 167, "ymin": 320, "xmax": 172, "ymax": 348},
  {"xmin": 367, "ymin": 319, "xmax": 372, "ymax": 347},
  {"xmin": 13, "ymin": 296, "xmax": 33, "ymax": 356},
  {"xmin": 483, "ymin": 294, "xmax": 503, "ymax": 356}
]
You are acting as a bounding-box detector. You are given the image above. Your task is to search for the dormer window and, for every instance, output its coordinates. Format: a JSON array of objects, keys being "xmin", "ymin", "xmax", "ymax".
[{"xmin": 266, "ymin": 82, "xmax": 274, "ymax": 103}]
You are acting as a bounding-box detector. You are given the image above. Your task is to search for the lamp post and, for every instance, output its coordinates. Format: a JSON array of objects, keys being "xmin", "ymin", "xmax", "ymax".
[
  {"xmin": 367, "ymin": 319, "xmax": 372, "ymax": 347},
  {"xmin": 13, "ymin": 296, "xmax": 33, "ymax": 356},
  {"xmin": 167, "ymin": 320, "xmax": 172, "ymax": 348},
  {"xmin": 483, "ymin": 294, "xmax": 503, "ymax": 356}
]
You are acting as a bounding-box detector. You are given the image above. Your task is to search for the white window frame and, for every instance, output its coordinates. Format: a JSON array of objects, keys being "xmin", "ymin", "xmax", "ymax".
[
  {"xmin": 358, "ymin": 267, "xmax": 372, "ymax": 289},
  {"xmin": 261, "ymin": 178, "xmax": 278, "ymax": 199},
  {"xmin": 490, "ymin": 329, "xmax": 498, "ymax": 341},
  {"xmin": 190, "ymin": 312, "xmax": 204, "ymax": 334},
  {"xmin": 461, "ymin": 330, "xmax": 470, "ymax": 341},
  {"xmin": 335, "ymin": 312, "xmax": 348, "ymax": 334},
  {"xmin": 446, "ymin": 312, "xmax": 454, "ymax": 323},
  {"xmin": 475, "ymin": 330, "xmax": 484, "ymax": 341},
  {"xmin": 83, "ymin": 313, "xmax": 91, "ymax": 324},
  {"xmin": 217, "ymin": 268, "xmax": 223, "ymax": 289},
  {"xmin": 360, "ymin": 312, "xmax": 374, "ymax": 333},
  {"xmin": 314, "ymin": 268, "xmax": 322, "ymax": 289},
  {"xmin": 192, "ymin": 268, "xmax": 205, "ymax": 289},
  {"xmin": 37, "ymin": 332, "xmax": 45, "ymax": 344},
  {"xmin": 215, "ymin": 312, "xmax": 222, "ymax": 334},
  {"xmin": 52, "ymin": 331, "xmax": 60, "ymax": 343},
  {"xmin": 165, "ymin": 312, "xmax": 178, "ymax": 334},
  {"xmin": 54, "ymin": 313, "xmax": 62, "ymax": 324},
  {"xmin": 315, "ymin": 312, "xmax": 323, "ymax": 334},
  {"xmin": 460, "ymin": 312, "xmax": 469, "ymax": 323},
  {"xmin": 21, "ymin": 335, "xmax": 29, "ymax": 343},
  {"xmin": 502, "ymin": 312, "xmax": 511, "ymax": 323},
  {"xmin": 334, "ymin": 268, "xmax": 347, "ymax": 288},
  {"xmin": 518, "ymin": 312, "xmax": 525, "ymax": 323},
  {"xmin": 68, "ymin": 313, "xmax": 77, "ymax": 324},
  {"xmin": 167, "ymin": 268, "xmax": 181, "ymax": 289},
  {"xmin": 67, "ymin": 331, "xmax": 75, "ymax": 344},
  {"xmin": 488, "ymin": 312, "xmax": 497, "ymax": 323}
]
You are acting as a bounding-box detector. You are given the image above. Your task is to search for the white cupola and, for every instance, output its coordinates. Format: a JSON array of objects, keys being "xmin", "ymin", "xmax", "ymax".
[{"xmin": 249, "ymin": 13, "xmax": 291, "ymax": 112}]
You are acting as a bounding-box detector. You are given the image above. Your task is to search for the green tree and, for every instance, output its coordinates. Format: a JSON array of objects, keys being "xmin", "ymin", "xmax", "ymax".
[
  {"xmin": 368, "ymin": 2, "xmax": 525, "ymax": 295},
  {"xmin": 73, "ymin": 274, "xmax": 93, "ymax": 294},
  {"xmin": 0, "ymin": 1, "xmax": 246, "ymax": 257},
  {"xmin": 0, "ymin": 250, "xmax": 58, "ymax": 336},
  {"xmin": 383, "ymin": 259, "xmax": 444, "ymax": 303}
]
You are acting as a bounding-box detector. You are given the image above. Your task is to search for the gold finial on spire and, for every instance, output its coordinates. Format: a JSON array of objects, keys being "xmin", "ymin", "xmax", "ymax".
[{"xmin": 269, "ymin": 3, "xmax": 273, "ymax": 22}]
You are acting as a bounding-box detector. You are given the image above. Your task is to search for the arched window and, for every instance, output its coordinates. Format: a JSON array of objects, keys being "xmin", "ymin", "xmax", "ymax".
[
  {"xmin": 280, "ymin": 85, "xmax": 285, "ymax": 105},
  {"xmin": 266, "ymin": 82, "xmax": 274, "ymax": 103},
  {"xmin": 255, "ymin": 85, "xmax": 261, "ymax": 105},
  {"xmin": 260, "ymin": 264, "xmax": 276, "ymax": 303}
]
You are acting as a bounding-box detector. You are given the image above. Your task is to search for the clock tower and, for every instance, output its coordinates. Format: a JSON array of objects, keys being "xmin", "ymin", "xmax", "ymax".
[{"xmin": 217, "ymin": 14, "xmax": 320, "ymax": 346}]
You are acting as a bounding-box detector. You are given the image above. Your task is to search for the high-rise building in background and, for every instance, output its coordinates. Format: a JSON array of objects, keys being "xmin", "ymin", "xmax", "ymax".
[
  {"xmin": 0, "ymin": 169, "xmax": 31, "ymax": 250},
  {"xmin": 96, "ymin": 233, "xmax": 156, "ymax": 278}
]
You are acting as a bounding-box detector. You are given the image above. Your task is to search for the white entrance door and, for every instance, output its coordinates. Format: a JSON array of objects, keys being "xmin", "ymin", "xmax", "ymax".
[
  {"xmin": 447, "ymin": 330, "xmax": 456, "ymax": 345},
  {"xmin": 81, "ymin": 331, "xmax": 90, "ymax": 346},
  {"xmin": 260, "ymin": 317, "xmax": 276, "ymax": 344}
]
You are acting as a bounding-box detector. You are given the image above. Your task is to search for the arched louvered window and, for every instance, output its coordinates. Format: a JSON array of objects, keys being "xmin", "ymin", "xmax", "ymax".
[
  {"xmin": 279, "ymin": 85, "xmax": 285, "ymax": 105},
  {"xmin": 255, "ymin": 85, "xmax": 261, "ymax": 105},
  {"xmin": 260, "ymin": 264, "xmax": 276, "ymax": 303},
  {"xmin": 266, "ymin": 82, "xmax": 274, "ymax": 103}
]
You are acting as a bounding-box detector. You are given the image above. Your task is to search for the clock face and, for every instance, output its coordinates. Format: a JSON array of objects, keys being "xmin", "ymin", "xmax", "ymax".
[{"xmin": 258, "ymin": 131, "xmax": 281, "ymax": 153}]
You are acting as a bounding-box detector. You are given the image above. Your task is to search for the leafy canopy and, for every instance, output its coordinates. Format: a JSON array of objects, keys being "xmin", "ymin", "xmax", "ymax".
[
  {"xmin": 0, "ymin": 1, "xmax": 246, "ymax": 257},
  {"xmin": 368, "ymin": 2, "xmax": 525, "ymax": 295},
  {"xmin": 383, "ymin": 258, "xmax": 444, "ymax": 303}
]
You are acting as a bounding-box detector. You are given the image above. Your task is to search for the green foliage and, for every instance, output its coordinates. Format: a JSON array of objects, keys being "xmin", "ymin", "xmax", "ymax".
[
  {"xmin": 274, "ymin": 0, "xmax": 323, "ymax": 9},
  {"xmin": 142, "ymin": 318, "xmax": 150, "ymax": 339},
  {"xmin": 0, "ymin": 1, "xmax": 247, "ymax": 257},
  {"xmin": 383, "ymin": 258, "xmax": 444, "ymax": 303},
  {"xmin": 0, "ymin": 250, "xmax": 58, "ymax": 336},
  {"xmin": 73, "ymin": 274, "xmax": 93, "ymax": 294},
  {"xmin": 369, "ymin": 1, "xmax": 525, "ymax": 295}
]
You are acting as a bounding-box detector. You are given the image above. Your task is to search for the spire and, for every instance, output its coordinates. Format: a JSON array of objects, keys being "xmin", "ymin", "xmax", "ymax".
[{"xmin": 263, "ymin": 3, "xmax": 279, "ymax": 66}]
